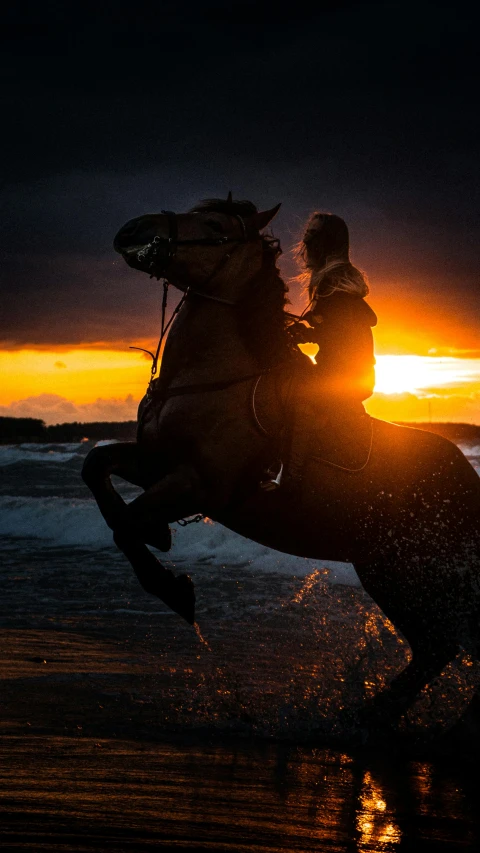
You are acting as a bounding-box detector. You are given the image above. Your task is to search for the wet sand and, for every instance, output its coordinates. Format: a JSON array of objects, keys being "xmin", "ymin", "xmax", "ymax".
[
  {"xmin": 2, "ymin": 443, "xmax": 480, "ymax": 849},
  {"xmin": 2, "ymin": 539, "xmax": 480, "ymax": 850},
  {"xmin": 2, "ymin": 734, "xmax": 479, "ymax": 852}
]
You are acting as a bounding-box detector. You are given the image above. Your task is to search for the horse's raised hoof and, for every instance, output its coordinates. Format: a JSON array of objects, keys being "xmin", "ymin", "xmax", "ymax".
[{"xmin": 162, "ymin": 572, "xmax": 196, "ymax": 625}]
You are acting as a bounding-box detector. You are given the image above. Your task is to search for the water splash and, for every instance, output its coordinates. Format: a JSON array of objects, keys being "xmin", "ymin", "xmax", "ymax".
[
  {"xmin": 292, "ymin": 568, "xmax": 327, "ymax": 603},
  {"xmin": 357, "ymin": 770, "xmax": 401, "ymax": 851},
  {"xmin": 193, "ymin": 621, "xmax": 212, "ymax": 652}
]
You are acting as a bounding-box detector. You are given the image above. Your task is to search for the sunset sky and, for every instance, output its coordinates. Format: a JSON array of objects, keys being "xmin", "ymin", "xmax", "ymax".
[{"xmin": 1, "ymin": 1, "xmax": 479, "ymax": 425}]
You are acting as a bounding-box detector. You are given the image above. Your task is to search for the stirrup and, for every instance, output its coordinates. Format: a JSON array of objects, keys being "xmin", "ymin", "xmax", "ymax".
[{"xmin": 260, "ymin": 461, "xmax": 284, "ymax": 492}]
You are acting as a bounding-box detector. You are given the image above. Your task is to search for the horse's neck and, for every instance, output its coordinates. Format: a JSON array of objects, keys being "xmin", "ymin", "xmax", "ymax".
[{"xmin": 160, "ymin": 300, "xmax": 259, "ymax": 387}]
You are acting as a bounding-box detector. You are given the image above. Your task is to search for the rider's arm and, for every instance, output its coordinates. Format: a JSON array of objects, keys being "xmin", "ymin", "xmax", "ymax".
[{"xmin": 308, "ymin": 292, "xmax": 377, "ymax": 401}]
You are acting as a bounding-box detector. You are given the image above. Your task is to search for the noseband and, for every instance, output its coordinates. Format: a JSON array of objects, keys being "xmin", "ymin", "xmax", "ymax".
[{"xmin": 136, "ymin": 209, "xmax": 254, "ymax": 284}]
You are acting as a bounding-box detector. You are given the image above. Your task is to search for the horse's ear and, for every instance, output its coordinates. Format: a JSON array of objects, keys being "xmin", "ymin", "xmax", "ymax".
[
  {"xmin": 226, "ymin": 191, "xmax": 233, "ymax": 204},
  {"xmin": 250, "ymin": 203, "xmax": 281, "ymax": 232}
]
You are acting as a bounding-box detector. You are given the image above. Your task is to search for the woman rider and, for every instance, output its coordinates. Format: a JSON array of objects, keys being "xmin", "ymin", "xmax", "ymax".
[{"xmin": 284, "ymin": 211, "xmax": 377, "ymax": 486}]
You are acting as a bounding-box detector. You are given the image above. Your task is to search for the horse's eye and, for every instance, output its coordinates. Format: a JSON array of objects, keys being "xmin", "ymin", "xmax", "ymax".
[{"xmin": 206, "ymin": 219, "xmax": 224, "ymax": 233}]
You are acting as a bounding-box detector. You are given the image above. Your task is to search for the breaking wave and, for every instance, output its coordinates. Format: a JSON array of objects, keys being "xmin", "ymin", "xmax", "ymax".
[
  {"xmin": 0, "ymin": 443, "xmax": 84, "ymax": 467},
  {"xmin": 458, "ymin": 444, "xmax": 480, "ymax": 474},
  {"xmin": 0, "ymin": 438, "xmax": 477, "ymax": 583},
  {"xmin": 0, "ymin": 439, "xmax": 478, "ymax": 472},
  {"xmin": 0, "ymin": 495, "xmax": 358, "ymax": 582}
]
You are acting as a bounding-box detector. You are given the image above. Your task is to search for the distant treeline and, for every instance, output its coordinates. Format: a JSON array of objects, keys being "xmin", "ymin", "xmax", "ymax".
[
  {"xmin": 1, "ymin": 415, "xmax": 479, "ymax": 445},
  {"xmin": 0, "ymin": 417, "xmax": 137, "ymax": 444}
]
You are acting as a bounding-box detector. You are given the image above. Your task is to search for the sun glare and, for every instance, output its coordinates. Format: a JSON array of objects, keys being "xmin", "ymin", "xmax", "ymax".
[
  {"xmin": 1, "ymin": 347, "xmax": 480, "ymax": 424},
  {"xmin": 297, "ymin": 342, "xmax": 319, "ymax": 364},
  {"xmin": 374, "ymin": 355, "xmax": 480, "ymax": 395}
]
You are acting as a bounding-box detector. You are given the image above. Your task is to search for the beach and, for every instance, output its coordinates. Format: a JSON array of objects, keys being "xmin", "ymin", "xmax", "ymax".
[{"xmin": 1, "ymin": 440, "xmax": 480, "ymax": 850}]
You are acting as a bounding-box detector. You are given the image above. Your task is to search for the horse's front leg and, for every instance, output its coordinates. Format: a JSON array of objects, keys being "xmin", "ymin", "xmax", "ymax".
[
  {"xmin": 83, "ymin": 445, "xmax": 202, "ymax": 622},
  {"xmin": 113, "ymin": 463, "xmax": 205, "ymax": 624},
  {"xmin": 81, "ymin": 441, "xmax": 171, "ymax": 550},
  {"xmin": 82, "ymin": 441, "xmax": 142, "ymax": 527}
]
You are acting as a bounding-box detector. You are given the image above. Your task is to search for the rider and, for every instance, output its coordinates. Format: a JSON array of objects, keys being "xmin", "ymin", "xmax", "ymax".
[{"xmin": 285, "ymin": 211, "xmax": 377, "ymax": 486}]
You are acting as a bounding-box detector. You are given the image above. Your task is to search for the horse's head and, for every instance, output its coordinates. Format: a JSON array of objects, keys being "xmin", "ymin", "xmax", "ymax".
[{"xmin": 113, "ymin": 196, "xmax": 281, "ymax": 303}]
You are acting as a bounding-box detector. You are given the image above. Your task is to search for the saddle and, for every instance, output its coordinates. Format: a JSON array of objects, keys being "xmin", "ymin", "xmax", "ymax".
[
  {"xmin": 304, "ymin": 407, "xmax": 373, "ymax": 472},
  {"xmin": 255, "ymin": 367, "xmax": 373, "ymax": 488}
]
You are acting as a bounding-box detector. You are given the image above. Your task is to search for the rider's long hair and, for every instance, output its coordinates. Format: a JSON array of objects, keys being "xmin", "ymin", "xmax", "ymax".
[{"xmin": 296, "ymin": 212, "xmax": 369, "ymax": 300}]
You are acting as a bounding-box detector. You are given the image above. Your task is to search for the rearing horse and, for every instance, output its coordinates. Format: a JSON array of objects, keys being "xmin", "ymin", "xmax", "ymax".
[{"xmin": 83, "ymin": 197, "xmax": 480, "ymax": 724}]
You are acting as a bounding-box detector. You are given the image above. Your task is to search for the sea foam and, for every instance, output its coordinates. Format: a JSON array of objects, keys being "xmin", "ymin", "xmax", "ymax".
[
  {"xmin": 0, "ymin": 495, "xmax": 358, "ymax": 583},
  {"xmin": 0, "ymin": 443, "xmax": 84, "ymax": 467}
]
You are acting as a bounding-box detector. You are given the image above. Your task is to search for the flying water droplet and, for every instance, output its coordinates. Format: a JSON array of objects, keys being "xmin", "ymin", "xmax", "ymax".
[{"xmin": 193, "ymin": 621, "xmax": 212, "ymax": 652}]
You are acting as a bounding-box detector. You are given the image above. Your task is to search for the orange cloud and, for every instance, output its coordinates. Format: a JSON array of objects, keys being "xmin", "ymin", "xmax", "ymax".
[
  {"xmin": 1, "ymin": 347, "xmax": 479, "ymax": 426},
  {"xmin": 0, "ymin": 393, "xmax": 138, "ymax": 425},
  {"xmin": 0, "ymin": 348, "xmax": 151, "ymax": 406}
]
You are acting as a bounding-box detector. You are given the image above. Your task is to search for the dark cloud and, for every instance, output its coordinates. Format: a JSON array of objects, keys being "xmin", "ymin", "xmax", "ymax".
[
  {"xmin": 1, "ymin": 1, "xmax": 478, "ymax": 346},
  {"xmin": 3, "ymin": 0, "xmax": 478, "ymax": 180}
]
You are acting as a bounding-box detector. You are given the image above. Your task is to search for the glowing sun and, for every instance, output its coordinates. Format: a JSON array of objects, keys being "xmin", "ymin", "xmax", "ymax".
[{"xmin": 374, "ymin": 355, "xmax": 478, "ymax": 395}]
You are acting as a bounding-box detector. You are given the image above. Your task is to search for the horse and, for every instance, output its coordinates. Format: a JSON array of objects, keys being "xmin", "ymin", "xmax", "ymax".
[{"xmin": 82, "ymin": 196, "xmax": 480, "ymax": 726}]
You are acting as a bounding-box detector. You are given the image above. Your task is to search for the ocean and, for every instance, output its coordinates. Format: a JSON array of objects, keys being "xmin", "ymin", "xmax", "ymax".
[{"xmin": 1, "ymin": 438, "xmax": 479, "ymax": 850}]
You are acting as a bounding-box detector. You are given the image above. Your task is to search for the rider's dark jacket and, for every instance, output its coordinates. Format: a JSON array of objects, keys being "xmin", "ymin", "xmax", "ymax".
[{"xmin": 306, "ymin": 291, "xmax": 377, "ymax": 403}]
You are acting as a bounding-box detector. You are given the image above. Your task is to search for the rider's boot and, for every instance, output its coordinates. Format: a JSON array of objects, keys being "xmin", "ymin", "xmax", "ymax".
[{"xmin": 260, "ymin": 460, "xmax": 284, "ymax": 491}]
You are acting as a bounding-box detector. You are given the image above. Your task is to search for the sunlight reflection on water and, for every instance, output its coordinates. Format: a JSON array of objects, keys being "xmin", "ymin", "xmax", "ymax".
[
  {"xmin": 1, "ymin": 738, "xmax": 478, "ymax": 851},
  {"xmin": 357, "ymin": 770, "xmax": 401, "ymax": 852}
]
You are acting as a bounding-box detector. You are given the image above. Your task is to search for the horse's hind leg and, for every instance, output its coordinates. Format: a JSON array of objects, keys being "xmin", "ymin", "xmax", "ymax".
[
  {"xmin": 370, "ymin": 640, "xmax": 459, "ymax": 726},
  {"xmin": 355, "ymin": 555, "xmax": 460, "ymax": 728},
  {"xmin": 374, "ymin": 555, "xmax": 478, "ymax": 728},
  {"xmin": 81, "ymin": 441, "xmax": 171, "ymax": 550}
]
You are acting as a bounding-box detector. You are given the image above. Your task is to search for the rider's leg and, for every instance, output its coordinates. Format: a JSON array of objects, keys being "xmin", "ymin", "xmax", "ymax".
[{"xmin": 286, "ymin": 393, "xmax": 329, "ymax": 487}]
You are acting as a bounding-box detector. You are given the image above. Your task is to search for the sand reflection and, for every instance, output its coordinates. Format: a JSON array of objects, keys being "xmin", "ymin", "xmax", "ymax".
[{"xmin": 356, "ymin": 770, "xmax": 401, "ymax": 851}]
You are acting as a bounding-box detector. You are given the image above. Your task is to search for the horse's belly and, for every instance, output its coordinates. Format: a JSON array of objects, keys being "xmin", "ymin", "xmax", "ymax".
[
  {"xmin": 218, "ymin": 452, "xmax": 421, "ymax": 564},
  {"xmin": 218, "ymin": 490, "xmax": 356, "ymax": 563}
]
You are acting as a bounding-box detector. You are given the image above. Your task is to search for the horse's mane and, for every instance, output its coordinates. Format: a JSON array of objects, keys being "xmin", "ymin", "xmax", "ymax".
[
  {"xmin": 190, "ymin": 198, "xmax": 290, "ymax": 368},
  {"xmin": 190, "ymin": 198, "xmax": 258, "ymax": 219}
]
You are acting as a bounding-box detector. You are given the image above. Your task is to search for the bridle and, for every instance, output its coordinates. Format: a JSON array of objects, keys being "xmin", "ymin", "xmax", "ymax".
[
  {"xmin": 136, "ymin": 209, "xmax": 255, "ymax": 289},
  {"xmin": 131, "ymin": 209, "xmax": 265, "ymax": 396}
]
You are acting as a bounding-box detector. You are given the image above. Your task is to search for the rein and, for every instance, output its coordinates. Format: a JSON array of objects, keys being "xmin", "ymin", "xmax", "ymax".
[
  {"xmin": 130, "ymin": 281, "xmax": 189, "ymax": 397},
  {"xmin": 131, "ymin": 209, "xmax": 264, "ymax": 400}
]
